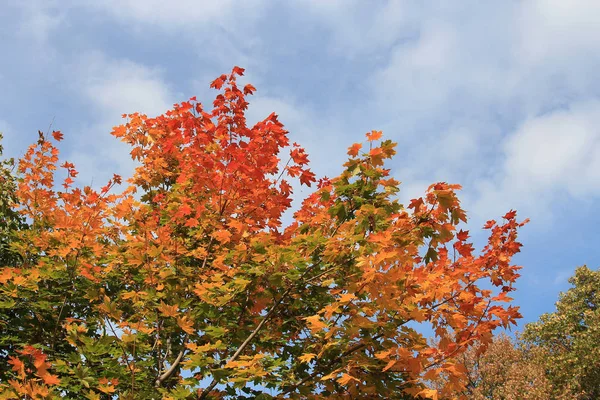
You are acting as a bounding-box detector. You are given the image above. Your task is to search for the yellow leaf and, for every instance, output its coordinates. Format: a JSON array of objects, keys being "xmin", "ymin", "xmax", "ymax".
[
  {"xmin": 337, "ymin": 373, "xmax": 359, "ymax": 385},
  {"xmin": 176, "ymin": 315, "xmax": 195, "ymax": 334},
  {"xmin": 298, "ymin": 353, "xmax": 316, "ymax": 363},
  {"xmin": 321, "ymin": 369, "xmax": 342, "ymax": 381},
  {"xmin": 338, "ymin": 293, "xmax": 356, "ymax": 303},
  {"xmin": 304, "ymin": 315, "xmax": 327, "ymax": 334}
]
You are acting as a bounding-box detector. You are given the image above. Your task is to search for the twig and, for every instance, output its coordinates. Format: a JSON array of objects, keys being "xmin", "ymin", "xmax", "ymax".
[{"xmin": 155, "ymin": 335, "xmax": 189, "ymax": 387}]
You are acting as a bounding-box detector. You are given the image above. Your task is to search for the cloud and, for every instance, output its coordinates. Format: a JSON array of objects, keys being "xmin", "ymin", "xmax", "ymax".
[
  {"xmin": 64, "ymin": 52, "xmax": 178, "ymax": 187},
  {"xmin": 81, "ymin": 0, "xmax": 266, "ymax": 29},
  {"xmin": 77, "ymin": 52, "xmax": 176, "ymax": 119},
  {"xmin": 349, "ymin": 1, "xmax": 600, "ymax": 224},
  {"xmin": 294, "ymin": 0, "xmax": 417, "ymax": 58},
  {"xmin": 473, "ymin": 101, "xmax": 600, "ymax": 222},
  {"xmin": 12, "ymin": 0, "xmax": 65, "ymax": 44}
]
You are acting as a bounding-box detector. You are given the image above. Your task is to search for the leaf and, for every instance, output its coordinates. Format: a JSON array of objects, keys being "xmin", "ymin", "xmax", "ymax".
[
  {"xmin": 366, "ymin": 130, "xmax": 382, "ymax": 141},
  {"xmin": 337, "ymin": 373, "xmax": 359, "ymax": 385},
  {"xmin": 176, "ymin": 315, "xmax": 195, "ymax": 334},
  {"xmin": 298, "ymin": 353, "xmax": 316, "ymax": 363},
  {"xmin": 41, "ymin": 373, "xmax": 61, "ymax": 385},
  {"xmin": 416, "ymin": 388, "xmax": 438, "ymax": 399},
  {"xmin": 338, "ymin": 293, "xmax": 356, "ymax": 303},
  {"xmin": 243, "ymin": 84, "xmax": 257, "ymax": 95},
  {"xmin": 382, "ymin": 359, "xmax": 396, "ymax": 372},
  {"xmin": 52, "ymin": 131, "xmax": 64, "ymax": 141},
  {"xmin": 347, "ymin": 143, "xmax": 362, "ymax": 157},
  {"xmin": 212, "ymin": 229, "xmax": 232, "ymax": 243},
  {"xmin": 185, "ymin": 218, "xmax": 199, "ymax": 228},
  {"xmin": 158, "ymin": 302, "xmax": 179, "ymax": 318},
  {"xmin": 305, "ymin": 315, "xmax": 327, "ymax": 334}
]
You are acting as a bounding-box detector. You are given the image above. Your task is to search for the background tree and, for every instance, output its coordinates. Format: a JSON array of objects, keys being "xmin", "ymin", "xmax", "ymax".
[
  {"xmin": 430, "ymin": 333, "xmax": 573, "ymax": 399},
  {"xmin": 523, "ymin": 265, "xmax": 600, "ymax": 399},
  {"xmin": 0, "ymin": 68, "xmax": 527, "ymax": 399},
  {"xmin": 0, "ymin": 133, "xmax": 26, "ymax": 266}
]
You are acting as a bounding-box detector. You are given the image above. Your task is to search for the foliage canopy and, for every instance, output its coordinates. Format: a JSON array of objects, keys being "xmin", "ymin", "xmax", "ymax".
[{"xmin": 0, "ymin": 68, "xmax": 527, "ymax": 399}]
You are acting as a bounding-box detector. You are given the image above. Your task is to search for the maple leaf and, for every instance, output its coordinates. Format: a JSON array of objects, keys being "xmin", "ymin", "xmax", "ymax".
[
  {"xmin": 483, "ymin": 219, "xmax": 496, "ymax": 229},
  {"xmin": 337, "ymin": 373, "xmax": 359, "ymax": 385},
  {"xmin": 41, "ymin": 373, "xmax": 61, "ymax": 385},
  {"xmin": 338, "ymin": 293, "xmax": 356, "ymax": 303},
  {"xmin": 212, "ymin": 229, "xmax": 232, "ymax": 243},
  {"xmin": 298, "ymin": 353, "xmax": 316, "ymax": 363},
  {"xmin": 243, "ymin": 84, "xmax": 256, "ymax": 95},
  {"xmin": 299, "ymin": 169, "xmax": 316, "ymax": 186},
  {"xmin": 158, "ymin": 302, "xmax": 179, "ymax": 318},
  {"xmin": 305, "ymin": 315, "xmax": 327, "ymax": 333},
  {"xmin": 503, "ymin": 209, "xmax": 517, "ymax": 219},
  {"xmin": 366, "ymin": 130, "xmax": 383, "ymax": 141},
  {"xmin": 176, "ymin": 315, "xmax": 195, "ymax": 335},
  {"xmin": 52, "ymin": 131, "xmax": 64, "ymax": 141},
  {"xmin": 456, "ymin": 229, "xmax": 469, "ymax": 241},
  {"xmin": 232, "ymin": 66, "xmax": 245, "ymax": 76},
  {"xmin": 210, "ymin": 74, "xmax": 227, "ymax": 89},
  {"xmin": 347, "ymin": 142, "xmax": 362, "ymax": 157},
  {"xmin": 185, "ymin": 218, "xmax": 199, "ymax": 228},
  {"xmin": 290, "ymin": 148, "xmax": 309, "ymax": 165}
]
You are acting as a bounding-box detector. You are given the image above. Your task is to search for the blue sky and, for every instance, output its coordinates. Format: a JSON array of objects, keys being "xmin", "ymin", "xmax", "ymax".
[{"xmin": 2, "ymin": 0, "xmax": 600, "ymax": 331}]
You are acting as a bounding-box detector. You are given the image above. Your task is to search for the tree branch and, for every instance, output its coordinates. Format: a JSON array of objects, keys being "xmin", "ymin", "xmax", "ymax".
[{"xmin": 155, "ymin": 335, "xmax": 189, "ymax": 387}]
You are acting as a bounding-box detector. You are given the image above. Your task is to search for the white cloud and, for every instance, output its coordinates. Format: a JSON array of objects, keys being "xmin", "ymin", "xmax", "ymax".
[
  {"xmin": 64, "ymin": 52, "xmax": 178, "ymax": 187},
  {"xmin": 76, "ymin": 52, "xmax": 176, "ymax": 119},
  {"xmin": 295, "ymin": 0, "xmax": 416, "ymax": 58},
  {"xmin": 473, "ymin": 101, "xmax": 600, "ymax": 222}
]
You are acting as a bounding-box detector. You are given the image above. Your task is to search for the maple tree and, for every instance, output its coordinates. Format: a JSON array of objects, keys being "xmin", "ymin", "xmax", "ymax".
[{"xmin": 0, "ymin": 67, "xmax": 528, "ymax": 399}]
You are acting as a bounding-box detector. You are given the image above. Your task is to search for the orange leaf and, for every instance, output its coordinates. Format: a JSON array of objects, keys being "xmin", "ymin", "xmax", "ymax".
[
  {"xmin": 347, "ymin": 143, "xmax": 362, "ymax": 157},
  {"xmin": 52, "ymin": 131, "xmax": 64, "ymax": 141},
  {"xmin": 305, "ymin": 315, "xmax": 327, "ymax": 334},
  {"xmin": 176, "ymin": 315, "xmax": 195, "ymax": 335},
  {"xmin": 382, "ymin": 359, "xmax": 397, "ymax": 372},
  {"xmin": 41, "ymin": 373, "xmax": 61, "ymax": 385},
  {"xmin": 158, "ymin": 302, "xmax": 179, "ymax": 318},
  {"xmin": 366, "ymin": 130, "xmax": 382, "ymax": 141},
  {"xmin": 337, "ymin": 373, "xmax": 359, "ymax": 385},
  {"xmin": 298, "ymin": 353, "xmax": 316, "ymax": 363}
]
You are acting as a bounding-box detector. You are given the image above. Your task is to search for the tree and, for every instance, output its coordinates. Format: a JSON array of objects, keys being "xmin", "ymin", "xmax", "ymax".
[
  {"xmin": 523, "ymin": 265, "xmax": 600, "ymax": 399},
  {"xmin": 0, "ymin": 133, "xmax": 26, "ymax": 266},
  {"xmin": 0, "ymin": 133, "xmax": 35, "ymax": 380},
  {"xmin": 430, "ymin": 333, "xmax": 573, "ymax": 399},
  {"xmin": 0, "ymin": 67, "xmax": 528, "ymax": 399}
]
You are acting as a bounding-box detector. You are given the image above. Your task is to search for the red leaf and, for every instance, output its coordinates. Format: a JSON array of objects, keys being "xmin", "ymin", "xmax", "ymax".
[
  {"xmin": 52, "ymin": 131, "xmax": 64, "ymax": 141},
  {"xmin": 243, "ymin": 84, "xmax": 256, "ymax": 95}
]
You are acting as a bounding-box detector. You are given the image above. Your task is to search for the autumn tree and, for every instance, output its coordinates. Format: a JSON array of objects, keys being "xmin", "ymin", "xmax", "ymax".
[
  {"xmin": 0, "ymin": 67, "xmax": 528, "ymax": 399},
  {"xmin": 429, "ymin": 333, "xmax": 574, "ymax": 400},
  {"xmin": 0, "ymin": 133, "xmax": 35, "ymax": 380},
  {"xmin": 523, "ymin": 266, "xmax": 600, "ymax": 399}
]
